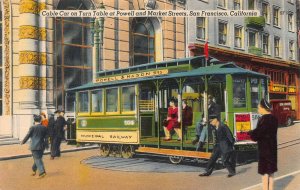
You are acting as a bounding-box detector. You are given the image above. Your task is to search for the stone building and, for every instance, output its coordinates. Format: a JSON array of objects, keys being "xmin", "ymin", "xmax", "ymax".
[
  {"xmin": 0, "ymin": 0, "xmax": 186, "ymax": 139},
  {"xmin": 188, "ymin": 0, "xmax": 300, "ymax": 119}
]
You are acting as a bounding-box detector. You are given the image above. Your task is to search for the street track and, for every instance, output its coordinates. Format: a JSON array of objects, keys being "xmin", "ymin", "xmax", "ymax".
[{"xmin": 278, "ymin": 138, "xmax": 300, "ymax": 150}]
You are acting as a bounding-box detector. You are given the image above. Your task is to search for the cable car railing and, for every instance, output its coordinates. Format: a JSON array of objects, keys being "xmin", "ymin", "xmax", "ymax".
[{"xmin": 139, "ymin": 100, "xmax": 155, "ymax": 112}]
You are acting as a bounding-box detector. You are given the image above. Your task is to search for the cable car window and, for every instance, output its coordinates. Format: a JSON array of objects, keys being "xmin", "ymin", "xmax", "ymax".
[
  {"xmin": 91, "ymin": 90, "xmax": 103, "ymax": 112},
  {"xmin": 233, "ymin": 78, "xmax": 246, "ymax": 108},
  {"xmin": 261, "ymin": 79, "xmax": 267, "ymax": 99},
  {"xmin": 106, "ymin": 88, "xmax": 118, "ymax": 112},
  {"xmin": 250, "ymin": 78, "xmax": 259, "ymax": 108},
  {"xmin": 78, "ymin": 91, "xmax": 89, "ymax": 113},
  {"xmin": 122, "ymin": 86, "xmax": 136, "ymax": 112}
]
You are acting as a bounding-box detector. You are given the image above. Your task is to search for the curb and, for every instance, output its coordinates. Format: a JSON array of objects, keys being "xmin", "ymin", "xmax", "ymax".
[{"xmin": 0, "ymin": 145, "xmax": 99, "ymax": 161}]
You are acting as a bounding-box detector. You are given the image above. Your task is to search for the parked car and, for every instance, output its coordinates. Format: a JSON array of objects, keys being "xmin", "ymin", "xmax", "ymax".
[{"xmin": 270, "ymin": 99, "xmax": 296, "ymax": 126}]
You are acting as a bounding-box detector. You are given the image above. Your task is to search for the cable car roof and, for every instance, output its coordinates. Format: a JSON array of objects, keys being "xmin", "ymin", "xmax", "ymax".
[{"xmin": 67, "ymin": 60, "xmax": 268, "ymax": 92}]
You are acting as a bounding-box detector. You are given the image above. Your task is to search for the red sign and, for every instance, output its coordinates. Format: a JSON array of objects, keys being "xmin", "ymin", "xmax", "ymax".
[
  {"xmin": 235, "ymin": 114, "xmax": 250, "ymax": 122},
  {"xmin": 235, "ymin": 113, "xmax": 251, "ymax": 141},
  {"xmin": 236, "ymin": 132, "xmax": 251, "ymax": 141}
]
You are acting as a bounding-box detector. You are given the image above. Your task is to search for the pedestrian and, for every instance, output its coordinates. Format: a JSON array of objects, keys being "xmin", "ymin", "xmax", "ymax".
[
  {"xmin": 50, "ymin": 109, "xmax": 67, "ymax": 159},
  {"xmin": 249, "ymin": 98, "xmax": 278, "ymax": 190},
  {"xmin": 199, "ymin": 114, "xmax": 236, "ymax": 177},
  {"xmin": 20, "ymin": 114, "xmax": 48, "ymax": 179},
  {"xmin": 40, "ymin": 112, "xmax": 49, "ymax": 127}
]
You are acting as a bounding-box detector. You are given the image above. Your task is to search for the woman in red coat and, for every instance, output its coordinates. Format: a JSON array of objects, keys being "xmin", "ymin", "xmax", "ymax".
[
  {"xmin": 163, "ymin": 98, "xmax": 179, "ymax": 141},
  {"xmin": 249, "ymin": 98, "xmax": 278, "ymax": 190}
]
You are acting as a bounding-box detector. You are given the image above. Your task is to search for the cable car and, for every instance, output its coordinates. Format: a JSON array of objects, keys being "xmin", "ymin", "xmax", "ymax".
[{"xmin": 68, "ymin": 56, "xmax": 268, "ymax": 163}]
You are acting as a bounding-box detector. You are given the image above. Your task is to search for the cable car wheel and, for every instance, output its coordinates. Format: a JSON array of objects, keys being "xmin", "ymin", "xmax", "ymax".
[
  {"xmin": 169, "ymin": 155, "xmax": 184, "ymax": 164},
  {"xmin": 121, "ymin": 145, "xmax": 134, "ymax": 158},
  {"xmin": 99, "ymin": 144, "xmax": 110, "ymax": 157}
]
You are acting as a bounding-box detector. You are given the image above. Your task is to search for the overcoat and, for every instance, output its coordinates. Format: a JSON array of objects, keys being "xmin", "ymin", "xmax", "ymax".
[
  {"xmin": 166, "ymin": 107, "xmax": 178, "ymax": 131},
  {"xmin": 249, "ymin": 114, "xmax": 278, "ymax": 175},
  {"xmin": 182, "ymin": 106, "xmax": 193, "ymax": 127}
]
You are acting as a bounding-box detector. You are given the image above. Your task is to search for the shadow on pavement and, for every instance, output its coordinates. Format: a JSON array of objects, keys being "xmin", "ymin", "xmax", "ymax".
[{"xmin": 275, "ymin": 176, "xmax": 295, "ymax": 190}]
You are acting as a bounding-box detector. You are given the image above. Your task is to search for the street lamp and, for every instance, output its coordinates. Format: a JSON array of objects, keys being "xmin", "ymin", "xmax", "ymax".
[{"xmin": 90, "ymin": 2, "xmax": 105, "ymax": 76}]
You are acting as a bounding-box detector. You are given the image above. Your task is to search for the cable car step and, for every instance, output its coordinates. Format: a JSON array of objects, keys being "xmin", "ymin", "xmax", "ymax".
[{"xmin": 136, "ymin": 147, "xmax": 211, "ymax": 159}]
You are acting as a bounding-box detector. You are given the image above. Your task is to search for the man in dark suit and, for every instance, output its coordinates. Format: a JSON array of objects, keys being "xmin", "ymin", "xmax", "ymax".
[
  {"xmin": 199, "ymin": 115, "xmax": 236, "ymax": 177},
  {"xmin": 50, "ymin": 109, "xmax": 67, "ymax": 159},
  {"xmin": 21, "ymin": 115, "xmax": 48, "ymax": 178}
]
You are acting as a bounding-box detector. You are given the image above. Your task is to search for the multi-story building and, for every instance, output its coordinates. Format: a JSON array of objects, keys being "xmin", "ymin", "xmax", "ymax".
[
  {"xmin": 0, "ymin": 0, "xmax": 186, "ymax": 139},
  {"xmin": 188, "ymin": 0, "xmax": 300, "ymax": 119}
]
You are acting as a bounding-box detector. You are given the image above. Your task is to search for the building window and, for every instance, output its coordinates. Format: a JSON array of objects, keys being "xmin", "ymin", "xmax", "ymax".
[
  {"xmin": 274, "ymin": 37, "xmax": 280, "ymax": 57},
  {"xmin": 0, "ymin": 5, "xmax": 2, "ymax": 115},
  {"xmin": 132, "ymin": 18, "xmax": 155, "ymax": 66},
  {"xmin": 262, "ymin": 34, "xmax": 269, "ymax": 54},
  {"xmin": 289, "ymin": 41, "xmax": 295, "ymax": 60},
  {"xmin": 233, "ymin": 0, "xmax": 241, "ymax": 10},
  {"xmin": 262, "ymin": 3, "xmax": 270, "ymax": 23},
  {"xmin": 288, "ymin": 13, "xmax": 294, "ymax": 32},
  {"xmin": 196, "ymin": 17, "xmax": 206, "ymax": 40},
  {"xmin": 55, "ymin": 0, "xmax": 93, "ymax": 110},
  {"xmin": 266, "ymin": 70, "xmax": 284, "ymax": 85},
  {"xmin": 273, "ymin": 7, "xmax": 280, "ymax": 27},
  {"xmin": 218, "ymin": 0, "xmax": 226, "ymax": 8},
  {"xmin": 234, "ymin": 26, "xmax": 243, "ymax": 48},
  {"xmin": 289, "ymin": 73, "xmax": 295, "ymax": 85},
  {"xmin": 248, "ymin": 0, "xmax": 255, "ymax": 10},
  {"xmin": 248, "ymin": 30, "xmax": 257, "ymax": 47},
  {"xmin": 218, "ymin": 21, "xmax": 227, "ymax": 45}
]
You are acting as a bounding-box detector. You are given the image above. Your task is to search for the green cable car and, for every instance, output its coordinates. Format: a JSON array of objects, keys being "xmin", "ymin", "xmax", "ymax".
[{"xmin": 68, "ymin": 56, "xmax": 268, "ymax": 163}]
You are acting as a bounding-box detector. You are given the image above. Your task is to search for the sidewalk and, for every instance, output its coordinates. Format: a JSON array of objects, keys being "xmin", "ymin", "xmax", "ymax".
[{"xmin": 0, "ymin": 142, "xmax": 98, "ymax": 161}]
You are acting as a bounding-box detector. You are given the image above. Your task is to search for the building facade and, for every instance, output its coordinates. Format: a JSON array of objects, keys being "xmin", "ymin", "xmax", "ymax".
[
  {"xmin": 0, "ymin": 0, "xmax": 186, "ymax": 139},
  {"xmin": 188, "ymin": 0, "xmax": 300, "ymax": 119}
]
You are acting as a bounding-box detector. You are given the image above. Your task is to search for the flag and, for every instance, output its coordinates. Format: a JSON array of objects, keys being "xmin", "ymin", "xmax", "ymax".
[{"xmin": 204, "ymin": 41, "xmax": 209, "ymax": 60}]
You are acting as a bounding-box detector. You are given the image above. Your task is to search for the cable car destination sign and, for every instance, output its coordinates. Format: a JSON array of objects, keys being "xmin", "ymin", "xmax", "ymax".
[{"xmin": 94, "ymin": 69, "xmax": 169, "ymax": 83}]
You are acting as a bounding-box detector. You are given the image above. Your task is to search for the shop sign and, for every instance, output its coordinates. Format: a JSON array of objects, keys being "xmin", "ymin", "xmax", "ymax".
[
  {"xmin": 288, "ymin": 87, "xmax": 296, "ymax": 93},
  {"xmin": 270, "ymin": 84, "xmax": 286, "ymax": 92},
  {"xmin": 95, "ymin": 69, "xmax": 169, "ymax": 83}
]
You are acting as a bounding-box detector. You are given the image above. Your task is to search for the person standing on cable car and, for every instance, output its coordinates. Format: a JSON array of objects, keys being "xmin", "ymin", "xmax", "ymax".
[
  {"xmin": 182, "ymin": 100, "xmax": 193, "ymax": 135},
  {"xmin": 163, "ymin": 98, "xmax": 180, "ymax": 141},
  {"xmin": 193, "ymin": 95, "xmax": 221, "ymax": 150},
  {"xmin": 249, "ymin": 99, "xmax": 278, "ymax": 190}
]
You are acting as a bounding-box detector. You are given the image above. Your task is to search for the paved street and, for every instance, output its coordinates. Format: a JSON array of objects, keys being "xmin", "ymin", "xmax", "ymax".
[{"xmin": 0, "ymin": 123, "xmax": 300, "ymax": 190}]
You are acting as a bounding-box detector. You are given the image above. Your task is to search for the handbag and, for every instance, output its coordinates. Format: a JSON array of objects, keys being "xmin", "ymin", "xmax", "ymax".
[{"xmin": 162, "ymin": 119, "xmax": 168, "ymax": 127}]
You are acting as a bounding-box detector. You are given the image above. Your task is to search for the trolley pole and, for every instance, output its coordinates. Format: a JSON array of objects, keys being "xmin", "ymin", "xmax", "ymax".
[{"xmin": 91, "ymin": 2, "xmax": 105, "ymax": 82}]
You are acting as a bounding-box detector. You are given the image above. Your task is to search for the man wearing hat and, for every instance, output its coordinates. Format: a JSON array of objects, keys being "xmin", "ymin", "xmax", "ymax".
[
  {"xmin": 21, "ymin": 114, "xmax": 48, "ymax": 178},
  {"xmin": 50, "ymin": 109, "xmax": 67, "ymax": 159},
  {"xmin": 199, "ymin": 114, "xmax": 236, "ymax": 177}
]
